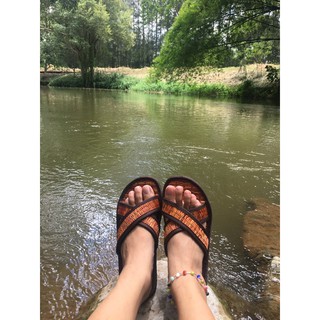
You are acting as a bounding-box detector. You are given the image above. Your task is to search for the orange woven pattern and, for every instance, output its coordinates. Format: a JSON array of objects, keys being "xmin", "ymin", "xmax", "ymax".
[
  {"xmin": 117, "ymin": 203, "xmax": 130, "ymax": 216},
  {"xmin": 142, "ymin": 216, "xmax": 160, "ymax": 236},
  {"xmin": 164, "ymin": 221, "xmax": 179, "ymax": 238},
  {"xmin": 193, "ymin": 206, "xmax": 208, "ymax": 222},
  {"xmin": 163, "ymin": 202, "xmax": 209, "ymax": 249},
  {"xmin": 117, "ymin": 198, "xmax": 160, "ymax": 240}
]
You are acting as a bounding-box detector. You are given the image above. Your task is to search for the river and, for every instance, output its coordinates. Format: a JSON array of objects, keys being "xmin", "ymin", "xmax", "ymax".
[{"xmin": 40, "ymin": 87, "xmax": 280, "ymax": 319}]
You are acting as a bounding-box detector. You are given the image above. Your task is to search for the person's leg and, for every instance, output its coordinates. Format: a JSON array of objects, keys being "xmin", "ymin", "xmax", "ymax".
[
  {"xmin": 165, "ymin": 185, "xmax": 216, "ymax": 320},
  {"xmin": 88, "ymin": 185, "xmax": 155, "ymax": 320}
]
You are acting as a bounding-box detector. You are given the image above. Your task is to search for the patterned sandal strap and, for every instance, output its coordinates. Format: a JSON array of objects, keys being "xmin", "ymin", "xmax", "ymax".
[
  {"xmin": 116, "ymin": 196, "xmax": 161, "ymax": 254},
  {"xmin": 162, "ymin": 199, "xmax": 209, "ymax": 255}
]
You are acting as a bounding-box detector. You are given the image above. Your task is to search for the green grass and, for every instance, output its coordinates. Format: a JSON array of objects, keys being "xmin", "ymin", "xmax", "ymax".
[
  {"xmin": 131, "ymin": 79, "xmax": 236, "ymax": 97},
  {"xmin": 48, "ymin": 71, "xmax": 279, "ymax": 103}
]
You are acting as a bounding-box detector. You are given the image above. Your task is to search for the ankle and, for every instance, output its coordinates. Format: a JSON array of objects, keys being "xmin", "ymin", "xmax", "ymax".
[
  {"xmin": 168, "ymin": 272, "xmax": 208, "ymax": 304},
  {"xmin": 120, "ymin": 264, "xmax": 152, "ymax": 299},
  {"xmin": 167, "ymin": 233, "xmax": 204, "ymax": 272},
  {"xmin": 168, "ymin": 270, "xmax": 209, "ymax": 297}
]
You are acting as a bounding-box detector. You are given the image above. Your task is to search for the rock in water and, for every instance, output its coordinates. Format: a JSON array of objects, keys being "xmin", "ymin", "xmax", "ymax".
[
  {"xmin": 77, "ymin": 258, "xmax": 232, "ymax": 320},
  {"xmin": 243, "ymin": 198, "xmax": 280, "ymax": 259},
  {"xmin": 242, "ymin": 198, "xmax": 280, "ymax": 320}
]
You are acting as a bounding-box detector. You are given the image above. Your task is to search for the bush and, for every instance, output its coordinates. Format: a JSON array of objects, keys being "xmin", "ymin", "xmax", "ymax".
[
  {"xmin": 131, "ymin": 80, "xmax": 235, "ymax": 98},
  {"xmin": 94, "ymin": 72, "xmax": 139, "ymax": 90},
  {"xmin": 265, "ymin": 65, "xmax": 280, "ymax": 84},
  {"xmin": 236, "ymin": 80, "xmax": 256, "ymax": 99},
  {"xmin": 49, "ymin": 74, "xmax": 83, "ymax": 87},
  {"xmin": 49, "ymin": 72, "xmax": 139, "ymax": 90}
]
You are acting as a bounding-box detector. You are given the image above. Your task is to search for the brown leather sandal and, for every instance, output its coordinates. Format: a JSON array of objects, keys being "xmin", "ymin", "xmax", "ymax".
[
  {"xmin": 116, "ymin": 177, "xmax": 162, "ymax": 302},
  {"xmin": 162, "ymin": 176, "xmax": 212, "ymax": 282}
]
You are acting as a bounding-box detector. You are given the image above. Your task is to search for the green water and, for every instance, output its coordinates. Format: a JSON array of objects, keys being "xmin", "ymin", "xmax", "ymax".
[{"xmin": 40, "ymin": 87, "xmax": 280, "ymax": 319}]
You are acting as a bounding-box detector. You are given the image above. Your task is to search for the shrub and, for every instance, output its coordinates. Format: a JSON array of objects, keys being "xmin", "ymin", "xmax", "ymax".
[
  {"xmin": 265, "ymin": 65, "xmax": 280, "ymax": 84},
  {"xmin": 94, "ymin": 72, "xmax": 138, "ymax": 89},
  {"xmin": 49, "ymin": 74, "xmax": 83, "ymax": 87},
  {"xmin": 49, "ymin": 72, "xmax": 139, "ymax": 90}
]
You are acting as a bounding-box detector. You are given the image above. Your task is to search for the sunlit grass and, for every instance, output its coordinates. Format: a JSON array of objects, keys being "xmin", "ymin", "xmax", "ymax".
[{"xmin": 47, "ymin": 65, "xmax": 279, "ymax": 103}]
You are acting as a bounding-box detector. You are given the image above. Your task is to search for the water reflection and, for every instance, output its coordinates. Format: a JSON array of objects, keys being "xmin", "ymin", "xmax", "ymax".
[{"xmin": 41, "ymin": 87, "xmax": 279, "ymax": 319}]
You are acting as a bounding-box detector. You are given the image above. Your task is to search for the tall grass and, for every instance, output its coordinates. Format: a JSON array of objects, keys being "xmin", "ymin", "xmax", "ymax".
[
  {"xmin": 131, "ymin": 79, "xmax": 237, "ymax": 97},
  {"xmin": 48, "ymin": 72, "xmax": 279, "ymax": 103}
]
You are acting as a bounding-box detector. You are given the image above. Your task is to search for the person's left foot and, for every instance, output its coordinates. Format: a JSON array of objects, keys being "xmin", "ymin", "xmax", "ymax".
[{"xmin": 164, "ymin": 185, "xmax": 205, "ymax": 276}]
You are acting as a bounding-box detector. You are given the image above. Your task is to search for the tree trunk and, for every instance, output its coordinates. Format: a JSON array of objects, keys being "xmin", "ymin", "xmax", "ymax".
[{"xmin": 79, "ymin": 46, "xmax": 94, "ymax": 88}]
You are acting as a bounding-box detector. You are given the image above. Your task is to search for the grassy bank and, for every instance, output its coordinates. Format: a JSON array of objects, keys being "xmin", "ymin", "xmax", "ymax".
[{"xmin": 45, "ymin": 65, "xmax": 279, "ymax": 103}]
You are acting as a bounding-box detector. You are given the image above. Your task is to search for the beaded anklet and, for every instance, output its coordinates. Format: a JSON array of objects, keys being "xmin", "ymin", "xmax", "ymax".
[{"xmin": 167, "ymin": 270, "xmax": 209, "ymax": 301}]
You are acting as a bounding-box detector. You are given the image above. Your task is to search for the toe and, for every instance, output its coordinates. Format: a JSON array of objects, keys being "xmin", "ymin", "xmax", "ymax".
[
  {"xmin": 183, "ymin": 190, "xmax": 191, "ymax": 209},
  {"xmin": 134, "ymin": 186, "xmax": 143, "ymax": 204},
  {"xmin": 142, "ymin": 185, "xmax": 154, "ymax": 201},
  {"xmin": 165, "ymin": 185, "xmax": 176, "ymax": 203},
  {"xmin": 190, "ymin": 194, "xmax": 201, "ymax": 208},
  {"xmin": 176, "ymin": 186, "xmax": 183, "ymax": 207},
  {"xmin": 128, "ymin": 190, "xmax": 135, "ymax": 206}
]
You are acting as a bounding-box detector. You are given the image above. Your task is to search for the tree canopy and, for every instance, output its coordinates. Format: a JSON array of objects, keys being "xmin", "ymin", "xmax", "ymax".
[
  {"xmin": 40, "ymin": 0, "xmax": 134, "ymax": 86},
  {"xmin": 40, "ymin": 0, "xmax": 280, "ymax": 86},
  {"xmin": 153, "ymin": 0, "xmax": 280, "ymax": 77}
]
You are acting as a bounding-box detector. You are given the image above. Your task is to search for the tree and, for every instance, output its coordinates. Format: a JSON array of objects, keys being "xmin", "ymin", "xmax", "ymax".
[
  {"xmin": 40, "ymin": 0, "xmax": 58, "ymax": 71},
  {"xmin": 153, "ymin": 0, "xmax": 280, "ymax": 77},
  {"xmin": 98, "ymin": 0, "xmax": 135, "ymax": 67},
  {"xmin": 127, "ymin": 0, "xmax": 184, "ymax": 67},
  {"xmin": 52, "ymin": 0, "xmax": 111, "ymax": 87}
]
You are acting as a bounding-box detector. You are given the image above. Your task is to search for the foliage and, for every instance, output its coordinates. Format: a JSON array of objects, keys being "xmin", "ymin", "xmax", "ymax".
[
  {"xmin": 49, "ymin": 72, "xmax": 139, "ymax": 89},
  {"xmin": 97, "ymin": 0, "xmax": 135, "ymax": 67},
  {"xmin": 265, "ymin": 65, "xmax": 280, "ymax": 84},
  {"xmin": 131, "ymin": 79, "xmax": 236, "ymax": 97},
  {"xmin": 40, "ymin": 0, "xmax": 135, "ymax": 85},
  {"xmin": 48, "ymin": 69, "xmax": 279, "ymax": 102},
  {"xmin": 51, "ymin": 0, "xmax": 111, "ymax": 87},
  {"xmin": 94, "ymin": 72, "xmax": 139, "ymax": 89},
  {"xmin": 49, "ymin": 74, "xmax": 84, "ymax": 87},
  {"xmin": 128, "ymin": 0, "xmax": 184, "ymax": 67},
  {"xmin": 153, "ymin": 0, "xmax": 280, "ymax": 78}
]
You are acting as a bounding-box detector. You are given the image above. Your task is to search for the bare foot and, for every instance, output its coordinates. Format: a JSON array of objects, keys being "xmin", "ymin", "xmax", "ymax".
[
  {"xmin": 164, "ymin": 185, "xmax": 205, "ymax": 278},
  {"xmin": 88, "ymin": 185, "xmax": 157, "ymax": 319},
  {"xmin": 164, "ymin": 185, "xmax": 215, "ymax": 320},
  {"xmin": 121, "ymin": 185, "xmax": 155, "ymax": 302}
]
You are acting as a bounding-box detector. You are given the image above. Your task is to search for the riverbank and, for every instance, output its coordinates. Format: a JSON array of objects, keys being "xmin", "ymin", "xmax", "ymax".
[{"xmin": 40, "ymin": 64, "xmax": 280, "ymax": 103}]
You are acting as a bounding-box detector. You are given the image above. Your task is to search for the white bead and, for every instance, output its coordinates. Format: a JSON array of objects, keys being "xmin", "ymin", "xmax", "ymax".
[{"xmin": 176, "ymin": 272, "xmax": 181, "ymax": 277}]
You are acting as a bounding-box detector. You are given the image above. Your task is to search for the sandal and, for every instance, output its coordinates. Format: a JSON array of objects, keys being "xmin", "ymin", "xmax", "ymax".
[
  {"xmin": 162, "ymin": 176, "xmax": 212, "ymax": 282},
  {"xmin": 116, "ymin": 177, "xmax": 162, "ymax": 302}
]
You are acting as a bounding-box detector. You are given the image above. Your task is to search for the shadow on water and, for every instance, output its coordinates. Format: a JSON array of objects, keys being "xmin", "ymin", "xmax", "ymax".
[{"xmin": 40, "ymin": 87, "xmax": 279, "ymax": 319}]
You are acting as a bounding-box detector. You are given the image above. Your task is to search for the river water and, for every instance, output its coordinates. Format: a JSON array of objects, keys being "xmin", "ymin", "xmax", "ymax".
[{"xmin": 40, "ymin": 87, "xmax": 280, "ymax": 319}]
